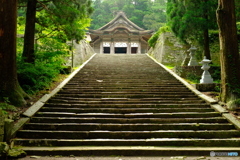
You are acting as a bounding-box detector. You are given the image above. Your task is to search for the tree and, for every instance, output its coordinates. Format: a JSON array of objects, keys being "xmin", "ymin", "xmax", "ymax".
[
  {"xmin": 21, "ymin": 0, "xmax": 93, "ymax": 63},
  {"xmin": 143, "ymin": 0, "xmax": 167, "ymax": 31},
  {"xmin": 90, "ymin": 0, "xmax": 167, "ymax": 31},
  {"xmin": 167, "ymin": 0, "xmax": 218, "ymax": 60},
  {"xmin": 22, "ymin": 0, "xmax": 37, "ymax": 63},
  {"xmin": 216, "ymin": 0, "xmax": 240, "ymax": 102},
  {"xmin": 0, "ymin": 0, "xmax": 28, "ymax": 106}
]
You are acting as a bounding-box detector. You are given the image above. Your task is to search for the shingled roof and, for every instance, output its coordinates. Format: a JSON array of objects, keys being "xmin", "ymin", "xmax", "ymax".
[{"xmin": 89, "ymin": 11, "xmax": 153, "ymax": 36}]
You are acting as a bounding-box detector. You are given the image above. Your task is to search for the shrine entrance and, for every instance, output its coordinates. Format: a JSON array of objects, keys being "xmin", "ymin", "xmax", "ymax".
[
  {"xmin": 89, "ymin": 11, "xmax": 153, "ymax": 54},
  {"xmin": 115, "ymin": 48, "xmax": 127, "ymax": 54}
]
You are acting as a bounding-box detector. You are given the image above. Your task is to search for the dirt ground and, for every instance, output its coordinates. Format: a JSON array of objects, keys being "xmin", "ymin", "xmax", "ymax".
[{"xmin": 17, "ymin": 156, "xmax": 240, "ymax": 160}]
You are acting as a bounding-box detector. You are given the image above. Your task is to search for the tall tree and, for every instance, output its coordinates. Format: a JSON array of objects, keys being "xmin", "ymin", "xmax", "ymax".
[
  {"xmin": 167, "ymin": 0, "xmax": 218, "ymax": 60},
  {"xmin": 21, "ymin": 0, "xmax": 93, "ymax": 63},
  {"xmin": 22, "ymin": 0, "xmax": 37, "ymax": 63},
  {"xmin": 90, "ymin": 0, "xmax": 167, "ymax": 31},
  {"xmin": 0, "ymin": 0, "xmax": 28, "ymax": 106},
  {"xmin": 216, "ymin": 0, "xmax": 240, "ymax": 102}
]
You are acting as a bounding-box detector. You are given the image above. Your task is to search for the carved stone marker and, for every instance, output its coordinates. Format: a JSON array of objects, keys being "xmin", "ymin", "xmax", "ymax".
[
  {"xmin": 188, "ymin": 46, "xmax": 199, "ymax": 66},
  {"xmin": 200, "ymin": 56, "xmax": 213, "ymax": 84}
]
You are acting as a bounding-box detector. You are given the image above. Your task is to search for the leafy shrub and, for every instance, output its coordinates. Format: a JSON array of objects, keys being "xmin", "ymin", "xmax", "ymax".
[
  {"xmin": 17, "ymin": 37, "xmax": 69, "ymax": 94},
  {"xmin": 148, "ymin": 25, "xmax": 170, "ymax": 48}
]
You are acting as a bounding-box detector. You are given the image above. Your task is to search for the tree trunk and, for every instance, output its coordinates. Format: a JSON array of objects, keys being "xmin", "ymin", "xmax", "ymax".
[
  {"xmin": 0, "ymin": 0, "xmax": 29, "ymax": 106},
  {"xmin": 22, "ymin": 0, "xmax": 37, "ymax": 63},
  {"xmin": 217, "ymin": 0, "xmax": 240, "ymax": 102},
  {"xmin": 203, "ymin": 29, "xmax": 211, "ymax": 60},
  {"xmin": 203, "ymin": 0, "xmax": 211, "ymax": 60}
]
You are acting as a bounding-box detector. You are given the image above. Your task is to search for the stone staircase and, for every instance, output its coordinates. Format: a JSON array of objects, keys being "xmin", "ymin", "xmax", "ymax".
[{"xmin": 13, "ymin": 54, "xmax": 240, "ymax": 156}]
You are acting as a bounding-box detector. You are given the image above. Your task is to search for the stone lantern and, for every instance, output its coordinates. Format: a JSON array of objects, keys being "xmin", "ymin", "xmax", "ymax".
[
  {"xmin": 200, "ymin": 56, "xmax": 213, "ymax": 84},
  {"xmin": 188, "ymin": 46, "xmax": 199, "ymax": 66}
]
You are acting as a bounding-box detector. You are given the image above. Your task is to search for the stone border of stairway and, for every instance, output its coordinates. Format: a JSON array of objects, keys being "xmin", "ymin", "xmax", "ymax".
[
  {"xmin": 147, "ymin": 54, "xmax": 240, "ymax": 130},
  {"xmin": 10, "ymin": 53, "xmax": 97, "ymax": 138}
]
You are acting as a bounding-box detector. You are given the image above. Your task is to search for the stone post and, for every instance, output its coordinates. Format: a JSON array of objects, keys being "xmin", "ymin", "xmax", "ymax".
[
  {"xmin": 188, "ymin": 46, "xmax": 199, "ymax": 66},
  {"xmin": 200, "ymin": 56, "xmax": 213, "ymax": 84}
]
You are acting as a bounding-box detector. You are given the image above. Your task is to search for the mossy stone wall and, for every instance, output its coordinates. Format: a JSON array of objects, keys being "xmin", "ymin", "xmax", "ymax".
[
  {"xmin": 66, "ymin": 40, "xmax": 95, "ymax": 68},
  {"xmin": 148, "ymin": 32, "xmax": 186, "ymax": 66}
]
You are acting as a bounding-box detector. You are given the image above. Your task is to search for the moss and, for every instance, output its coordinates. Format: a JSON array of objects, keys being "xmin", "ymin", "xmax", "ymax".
[{"xmin": 7, "ymin": 147, "xmax": 26, "ymax": 158}]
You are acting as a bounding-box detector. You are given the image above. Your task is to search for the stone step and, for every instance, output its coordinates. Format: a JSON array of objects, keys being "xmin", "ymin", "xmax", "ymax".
[
  {"xmin": 47, "ymin": 99, "xmax": 205, "ymax": 104},
  {"xmin": 44, "ymin": 103, "xmax": 211, "ymax": 108},
  {"xmin": 49, "ymin": 97, "xmax": 202, "ymax": 102},
  {"xmin": 54, "ymin": 94, "xmax": 199, "ymax": 98},
  {"xmin": 13, "ymin": 138, "xmax": 240, "ymax": 147},
  {"xmin": 39, "ymin": 107, "xmax": 215, "ymax": 113},
  {"xmin": 14, "ymin": 146, "xmax": 240, "ymax": 156},
  {"xmin": 57, "ymin": 91, "xmax": 194, "ymax": 95},
  {"xmin": 35, "ymin": 112, "xmax": 221, "ymax": 118},
  {"xmin": 23, "ymin": 123, "xmax": 235, "ymax": 131},
  {"xmin": 30, "ymin": 117, "xmax": 227, "ymax": 124},
  {"xmin": 61, "ymin": 88, "xmax": 190, "ymax": 92},
  {"xmin": 16, "ymin": 130, "xmax": 240, "ymax": 139}
]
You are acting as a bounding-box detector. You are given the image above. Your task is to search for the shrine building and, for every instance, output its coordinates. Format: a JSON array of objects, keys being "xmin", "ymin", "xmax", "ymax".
[{"xmin": 89, "ymin": 11, "xmax": 154, "ymax": 54}]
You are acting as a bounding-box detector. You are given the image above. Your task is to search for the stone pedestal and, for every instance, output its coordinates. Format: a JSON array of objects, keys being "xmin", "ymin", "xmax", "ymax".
[
  {"xmin": 188, "ymin": 46, "xmax": 199, "ymax": 66},
  {"xmin": 200, "ymin": 56, "xmax": 213, "ymax": 84}
]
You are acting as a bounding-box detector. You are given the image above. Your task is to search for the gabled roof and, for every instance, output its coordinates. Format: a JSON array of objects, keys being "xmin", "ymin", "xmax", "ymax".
[
  {"xmin": 89, "ymin": 11, "xmax": 153, "ymax": 43},
  {"xmin": 97, "ymin": 11, "xmax": 145, "ymax": 31}
]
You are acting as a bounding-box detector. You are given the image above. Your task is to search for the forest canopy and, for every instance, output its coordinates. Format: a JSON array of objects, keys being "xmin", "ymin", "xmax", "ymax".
[{"xmin": 90, "ymin": 0, "xmax": 167, "ymax": 31}]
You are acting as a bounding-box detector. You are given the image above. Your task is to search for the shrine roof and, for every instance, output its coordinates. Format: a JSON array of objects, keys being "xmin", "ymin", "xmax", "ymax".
[{"xmin": 89, "ymin": 11, "xmax": 153, "ymax": 35}]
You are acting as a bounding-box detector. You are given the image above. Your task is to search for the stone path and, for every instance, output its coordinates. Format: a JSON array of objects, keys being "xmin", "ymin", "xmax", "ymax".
[{"xmin": 13, "ymin": 54, "xmax": 240, "ymax": 156}]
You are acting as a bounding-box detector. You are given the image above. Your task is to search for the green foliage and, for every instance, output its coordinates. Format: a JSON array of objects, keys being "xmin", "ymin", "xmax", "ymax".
[
  {"xmin": 16, "ymin": 37, "xmax": 69, "ymax": 94},
  {"xmin": 186, "ymin": 73, "xmax": 201, "ymax": 84},
  {"xmin": 148, "ymin": 26, "xmax": 170, "ymax": 48},
  {"xmin": 0, "ymin": 98, "xmax": 17, "ymax": 115},
  {"xmin": 167, "ymin": 0, "xmax": 218, "ymax": 45},
  {"xmin": 237, "ymin": 22, "xmax": 240, "ymax": 33},
  {"xmin": 90, "ymin": 0, "xmax": 167, "ymax": 31}
]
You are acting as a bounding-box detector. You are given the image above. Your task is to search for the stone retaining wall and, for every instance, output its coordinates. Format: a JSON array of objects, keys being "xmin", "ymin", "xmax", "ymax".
[
  {"xmin": 174, "ymin": 66, "xmax": 221, "ymax": 80},
  {"xmin": 66, "ymin": 40, "xmax": 95, "ymax": 68},
  {"xmin": 148, "ymin": 32, "xmax": 186, "ymax": 66}
]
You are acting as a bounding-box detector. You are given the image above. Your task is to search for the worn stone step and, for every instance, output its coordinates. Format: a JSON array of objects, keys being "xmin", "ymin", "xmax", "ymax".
[
  {"xmin": 61, "ymin": 88, "xmax": 190, "ymax": 92},
  {"xmin": 13, "ymin": 146, "xmax": 240, "ymax": 156},
  {"xmin": 47, "ymin": 99, "xmax": 205, "ymax": 104},
  {"xmin": 59, "ymin": 90, "xmax": 193, "ymax": 96},
  {"xmin": 13, "ymin": 138, "xmax": 240, "ymax": 147},
  {"xmin": 35, "ymin": 112, "xmax": 221, "ymax": 118},
  {"xmin": 16, "ymin": 130, "xmax": 240, "ymax": 139},
  {"xmin": 23, "ymin": 123, "xmax": 235, "ymax": 131},
  {"xmin": 49, "ymin": 97, "xmax": 202, "ymax": 102},
  {"xmin": 30, "ymin": 117, "xmax": 227, "ymax": 124},
  {"xmin": 54, "ymin": 94, "xmax": 199, "ymax": 98},
  {"xmin": 44, "ymin": 103, "xmax": 211, "ymax": 108},
  {"xmin": 64, "ymin": 84, "xmax": 183, "ymax": 87},
  {"xmin": 39, "ymin": 107, "xmax": 215, "ymax": 113},
  {"xmin": 64, "ymin": 84, "xmax": 185, "ymax": 88}
]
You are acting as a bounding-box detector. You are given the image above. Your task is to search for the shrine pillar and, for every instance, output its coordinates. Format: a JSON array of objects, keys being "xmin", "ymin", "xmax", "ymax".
[
  {"xmin": 138, "ymin": 41, "xmax": 141, "ymax": 54},
  {"xmin": 127, "ymin": 39, "xmax": 131, "ymax": 54},
  {"xmin": 110, "ymin": 41, "xmax": 115, "ymax": 54},
  {"xmin": 100, "ymin": 41, "xmax": 103, "ymax": 54}
]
